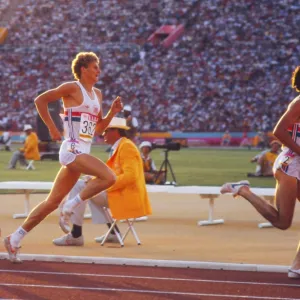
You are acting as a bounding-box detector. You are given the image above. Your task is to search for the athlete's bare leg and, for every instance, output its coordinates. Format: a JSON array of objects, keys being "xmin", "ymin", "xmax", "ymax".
[
  {"xmin": 289, "ymin": 182, "xmax": 300, "ymax": 271},
  {"xmin": 66, "ymin": 153, "xmax": 116, "ymax": 200},
  {"xmin": 22, "ymin": 166, "xmax": 81, "ymax": 232},
  {"xmin": 57, "ymin": 153, "xmax": 116, "ymax": 231},
  {"xmin": 238, "ymin": 169, "xmax": 297, "ymax": 230}
]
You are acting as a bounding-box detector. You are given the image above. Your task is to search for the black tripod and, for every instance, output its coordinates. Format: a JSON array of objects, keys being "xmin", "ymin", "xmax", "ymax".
[{"xmin": 155, "ymin": 150, "xmax": 177, "ymax": 185}]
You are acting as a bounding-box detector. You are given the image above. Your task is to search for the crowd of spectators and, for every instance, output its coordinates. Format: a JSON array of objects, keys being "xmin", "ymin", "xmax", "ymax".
[
  {"xmin": 0, "ymin": 0, "xmax": 10, "ymax": 20},
  {"xmin": 1, "ymin": 0, "xmax": 300, "ymax": 132}
]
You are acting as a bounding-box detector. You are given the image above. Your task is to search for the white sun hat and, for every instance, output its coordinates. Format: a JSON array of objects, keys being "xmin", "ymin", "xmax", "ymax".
[
  {"xmin": 139, "ymin": 141, "xmax": 152, "ymax": 150},
  {"xmin": 123, "ymin": 105, "xmax": 132, "ymax": 112},
  {"xmin": 23, "ymin": 124, "xmax": 33, "ymax": 131},
  {"xmin": 107, "ymin": 117, "xmax": 130, "ymax": 130}
]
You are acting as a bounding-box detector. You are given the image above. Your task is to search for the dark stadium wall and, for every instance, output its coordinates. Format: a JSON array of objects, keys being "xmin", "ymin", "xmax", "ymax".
[{"xmin": 36, "ymin": 101, "xmax": 63, "ymax": 142}]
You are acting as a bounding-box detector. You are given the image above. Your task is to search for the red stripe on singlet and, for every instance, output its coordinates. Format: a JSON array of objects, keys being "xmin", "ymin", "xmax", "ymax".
[{"xmin": 64, "ymin": 111, "xmax": 98, "ymax": 118}]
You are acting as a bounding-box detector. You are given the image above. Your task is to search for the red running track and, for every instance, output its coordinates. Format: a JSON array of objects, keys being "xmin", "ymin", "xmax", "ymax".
[{"xmin": 0, "ymin": 260, "xmax": 299, "ymax": 300}]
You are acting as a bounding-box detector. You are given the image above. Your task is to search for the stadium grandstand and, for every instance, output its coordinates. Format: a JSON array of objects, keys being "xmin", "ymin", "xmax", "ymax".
[{"xmin": 1, "ymin": 0, "xmax": 300, "ymax": 132}]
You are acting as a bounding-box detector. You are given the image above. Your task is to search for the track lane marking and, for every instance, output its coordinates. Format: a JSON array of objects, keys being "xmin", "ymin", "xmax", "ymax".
[
  {"xmin": 0, "ymin": 283, "xmax": 299, "ymax": 300},
  {"xmin": 0, "ymin": 269, "xmax": 299, "ymax": 288}
]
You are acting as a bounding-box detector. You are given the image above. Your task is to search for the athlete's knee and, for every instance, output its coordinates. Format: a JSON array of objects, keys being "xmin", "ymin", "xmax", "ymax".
[
  {"xmin": 99, "ymin": 171, "xmax": 116, "ymax": 190},
  {"xmin": 98, "ymin": 168, "xmax": 116, "ymax": 185},
  {"xmin": 107, "ymin": 171, "xmax": 117, "ymax": 186},
  {"xmin": 277, "ymin": 224, "xmax": 291, "ymax": 230},
  {"xmin": 276, "ymin": 219, "xmax": 292, "ymax": 230}
]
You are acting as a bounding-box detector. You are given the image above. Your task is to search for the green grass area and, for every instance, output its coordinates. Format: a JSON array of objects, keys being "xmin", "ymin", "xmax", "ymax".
[{"xmin": 0, "ymin": 146, "xmax": 276, "ymax": 188}]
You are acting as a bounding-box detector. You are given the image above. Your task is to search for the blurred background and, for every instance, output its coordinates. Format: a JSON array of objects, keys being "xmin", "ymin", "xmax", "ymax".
[{"xmin": 1, "ymin": 0, "xmax": 300, "ymax": 132}]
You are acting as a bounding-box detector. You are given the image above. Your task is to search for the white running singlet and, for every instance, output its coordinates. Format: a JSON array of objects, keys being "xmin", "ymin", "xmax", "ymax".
[{"xmin": 59, "ymin": 81, "xmax": 101, "ymax": 166}]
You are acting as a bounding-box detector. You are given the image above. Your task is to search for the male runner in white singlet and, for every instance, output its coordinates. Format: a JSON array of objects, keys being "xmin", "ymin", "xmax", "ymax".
[{"xmin": 4, "ymin": 52, "xmax": 123, "ymax": 263}]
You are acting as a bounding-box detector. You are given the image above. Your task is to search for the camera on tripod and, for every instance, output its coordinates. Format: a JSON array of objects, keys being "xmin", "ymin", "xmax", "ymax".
[
  {"xmin": 152, "ymin": 142, "xmax": 181, "ymax": 185},
  {"xmin": 152, "ymin": 142, "xmax": 181, "ymax": 151}
]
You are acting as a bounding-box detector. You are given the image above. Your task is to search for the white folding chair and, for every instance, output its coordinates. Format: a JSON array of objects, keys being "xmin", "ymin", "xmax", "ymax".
[
  {"xmin": 26, "ymin": 160, "xmax": 35, "ymax": 170},
  {"xmin": 100, "ymin": 207, "xmax": 141, "ymax": 247}
]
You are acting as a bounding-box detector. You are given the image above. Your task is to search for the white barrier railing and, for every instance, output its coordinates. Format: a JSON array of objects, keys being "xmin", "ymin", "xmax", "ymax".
[{"xmin": 0, "ymin": 181, "xmax": 275, "ymax": 228}]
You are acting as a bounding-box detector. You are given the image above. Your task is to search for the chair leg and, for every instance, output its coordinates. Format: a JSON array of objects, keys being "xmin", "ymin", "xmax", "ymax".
[
  {"xmin": 125, "ymin": 219, "xmax": 141, "ymax": 245},
  {"xmin": 26, "ymin": 160, "xmax": 35, "ymax": 170},
  {"xmin": 102, "ymin": 208, "xmax": 124, "ymax": 247},
  {"xmin": 100, "ymin": 219, "xmax": 115, "ymax": 244},
  {"xmin": 101, "ymin": 219, "xmax": 123, "ymax": 246},
  {"xmin": 122, "ymin": 222, "xmax": 131, "ymax": 241},
  {"xmin": 113, "ymin": 227, "xmax": 124, "ymax": 247},
  {"xmin": 101, "ymin": 208, "xmax": 141, "ymax": 246}
]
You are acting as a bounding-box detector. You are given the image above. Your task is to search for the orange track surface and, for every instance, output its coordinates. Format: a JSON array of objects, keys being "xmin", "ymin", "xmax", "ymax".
[{"xmin": 0, "ymin": 261, "xmax": 300, "ymax": 300}]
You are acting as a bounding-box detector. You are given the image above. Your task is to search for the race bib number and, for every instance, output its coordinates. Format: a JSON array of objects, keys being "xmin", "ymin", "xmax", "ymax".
[
  {"xmin": 276, "ymin": 153, "xmax": 294, "ymax": 172},
  {"xmin": 79, "ymin": 113, "xmax": 98, "ymax": 142}
]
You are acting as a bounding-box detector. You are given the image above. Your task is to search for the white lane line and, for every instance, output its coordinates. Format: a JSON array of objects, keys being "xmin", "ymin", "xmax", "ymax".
[
  {"xmin": 0, "ymin": 283, "xmax": 299, "ymax": 300},
  {"xmin": 0, "ymin": 269, "xmax": 299, "ymax": 288}
]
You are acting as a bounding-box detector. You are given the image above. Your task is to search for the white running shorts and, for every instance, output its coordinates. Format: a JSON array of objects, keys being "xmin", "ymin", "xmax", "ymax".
[
  {"xmin": 59, "ymin": 139, "xmax": 91, "ymax": 166},
  {"xmin": 273, "ymin": 150, "xmax": 300, "ymax": 180}
]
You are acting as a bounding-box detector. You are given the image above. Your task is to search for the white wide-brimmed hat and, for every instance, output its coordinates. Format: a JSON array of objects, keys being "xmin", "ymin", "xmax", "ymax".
[
  {"xmin": 139, "ymin": 141, "xmax": 152, "ymax": 150},
  {"xmin": 270, "ymin": 140, "xmax": 282, "ymax": 146},
  {"xmin": 23, "ymin": 124, "xmax": 33, "ymax": 131},
  {"xmin": 107, "ymin": 117, "xmax": 130, "ymax": 130},
  {"xmin": 123, "ymin": 105, "xmax": 132, "ymax": 112}
]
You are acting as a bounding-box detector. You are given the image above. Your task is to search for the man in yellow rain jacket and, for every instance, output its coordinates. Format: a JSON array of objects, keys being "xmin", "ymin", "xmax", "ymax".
[
  {"xmin": 53, "ymin": 117, "xmax": 152, "ymax": 246},
  {"xmin": 8, "ymin": 124, "xmax": 40, "ymax": 169}
]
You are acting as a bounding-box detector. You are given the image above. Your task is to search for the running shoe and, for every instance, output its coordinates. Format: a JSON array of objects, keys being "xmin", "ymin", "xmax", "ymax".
[
  {"xmin": 220, "ymin": 180, "xmax": 250, "ymax": 197},
  {"xmin": 53, "ymin": 233, "xmax": 84, "ymax": 246},
  {"xmin": 94, "ymin": 233, "xmax": 119, "ymax": 244},
  {"xmin": 59, "ymin": 199, "xmax": 75, "ymax": 233},
  {"xmin": 59, "ymin": 211, "xmax": 71, "ymax": 234},
  {"xmin": 288, "ymin": 268, "xmax": 300, "ymax": 279},
  {"xmin": 4, "ymin": 236, "xmax": 22, "ymax": 264}
]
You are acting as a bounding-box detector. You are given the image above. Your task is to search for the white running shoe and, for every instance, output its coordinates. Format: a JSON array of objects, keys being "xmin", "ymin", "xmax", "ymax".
[
  {"xmin": 4, "ymin": 236, "xmax": 22, "ymax": 264},
  {"xmin": 53, "ymin": 233, "xmax": 84, "ymax": 246},
  {"xmin": 59, "ymin": 200, "xmax": 75, "ymax": 233},
  {"xmin": 288, "ymin": 268, "xmax": 300, "ymax": 279},
  {"xmin": 220, "ymin": 180, "xmax": 250, "ymax": 197},
  {"xmin": 94, "ymin": 233, "xmax": 119, "ymax": 244},
  {"xmin": 59, "ymin": 211, "xmax": 71, "ymax": 234}
]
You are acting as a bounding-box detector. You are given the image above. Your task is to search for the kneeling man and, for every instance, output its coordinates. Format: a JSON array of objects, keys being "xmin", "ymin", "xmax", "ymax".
[{"xmin": 53, "ymin": 117, "xmax": 152, "ymax": 245}]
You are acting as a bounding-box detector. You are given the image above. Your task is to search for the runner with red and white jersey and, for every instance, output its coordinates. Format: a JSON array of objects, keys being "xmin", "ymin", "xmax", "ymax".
[
  {"xmin": 4, "ymin": 52, "xmax": 123, "ymax": 263},
  {"xmin": 220, "ymin": 66, "xmax": 300, "ymax": 279},
  {"xmin": 60, "ymin": 81, "xmax": 101, "ymax": 166}
]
